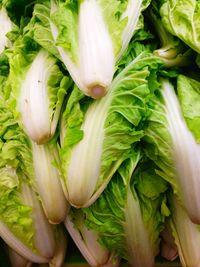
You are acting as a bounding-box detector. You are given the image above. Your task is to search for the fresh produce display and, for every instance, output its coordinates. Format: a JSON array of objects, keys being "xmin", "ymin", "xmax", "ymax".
[
  {"xmin": 0, "ymin": 0, "xmax": 200, "ymax": 267},
  {"xmin": 25, "ymin": 0, "xmax": 152, "ymax": 98}
]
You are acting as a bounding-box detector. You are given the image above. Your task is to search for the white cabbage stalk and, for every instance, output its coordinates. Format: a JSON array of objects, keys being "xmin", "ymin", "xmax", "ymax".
[
  {"xmin": 125, "ymin": 187, "xmax": 156, "ymax": 267},
  {"xmin": 65, "ymin": 95, "xmax": 111, "ymax": 208},
  {"xmin": 8, "ymin": 247, "xmax": 32, "ymax": 267},
  {"xmin": 117, "ymin": 0, "xmax": 142, "ymax": 60},
  {"xmin": 50, "ymin": 0, "xmax": 143, "ymax": 99},
  {"xmin": 78, "ymin": 0, "xmax": 115, "ymax": 98},
  {"xmin": 31, "ymin": 141, "xmax": 69, "ymax": 224},
  {"xmin": 18, "ymin": 49, "xmax": 62, "ymax": 144},
  {"xmin": 65, "ymin": 213, "xmax": 120, "ymax": 267},
  {"xmin": 0, "ymin": 183, "xmax": 56, "ymax": 263},
  {"xmin": 161, "ymin": 79, "xmax": 200, "ymax": 223},
  {"xmin": 0, "ymin": 7, "xmax": 12, "ymax": 53},
  {"xmin": 171, "ymin": 197, "xmax": 200, "ymax": 267}
]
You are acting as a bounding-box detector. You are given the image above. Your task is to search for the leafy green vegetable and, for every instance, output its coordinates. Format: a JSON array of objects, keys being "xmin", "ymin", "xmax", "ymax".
[
  {"xmin": 6, "ymin": 35, "xmax": 72, "ymax": 144},
  {"xmin": 65, "ymin": 208, "xmax": 119, "ymax": 267},
  {"xmin": 0, "ymin": 69, "xmax": 69, "ymax": 224},
  {"xmin": 0, "ymin": 1, "xmax": 200, "ymax": 265},
  {"xmin": 83, "ymin": 151, "xmax": 168, "ymax": 267},
  {"xmin": 59, "ymin": 52, "xmax": 163, "ymax": 208},
  {"xmin": 160, "ymin": 0, "xmax": 200, "ymax": 54},
  {"xmin": 0, "ymin": 97, "xmax": 56, "ymax": 263},
  {"xmin": 26, "ymin": 0, "xmax": 151, "ymax": 98},
  {"xmin": 143, "ymin": 76, "xmax": 200, "ymax": 223}
]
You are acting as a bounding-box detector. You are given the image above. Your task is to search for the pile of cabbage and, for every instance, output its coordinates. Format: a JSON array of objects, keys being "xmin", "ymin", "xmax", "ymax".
[{"xmin": 0, "ymin": 0, "xmax": 200, "ymax": 266}]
